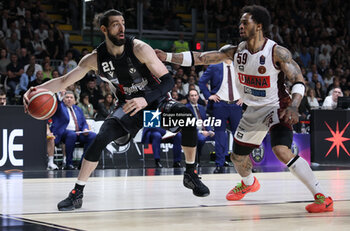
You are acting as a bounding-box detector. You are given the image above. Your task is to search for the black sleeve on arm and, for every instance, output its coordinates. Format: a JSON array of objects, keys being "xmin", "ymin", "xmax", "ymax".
[{"xmin": 144, "ymin": 72, "xmax": 174, "ymax": 104}]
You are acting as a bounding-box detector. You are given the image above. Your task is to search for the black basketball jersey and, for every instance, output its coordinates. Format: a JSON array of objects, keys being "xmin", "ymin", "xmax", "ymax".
[{"xmin": 96, "ymin": 36, "xmax": 161, "ymax": 103}]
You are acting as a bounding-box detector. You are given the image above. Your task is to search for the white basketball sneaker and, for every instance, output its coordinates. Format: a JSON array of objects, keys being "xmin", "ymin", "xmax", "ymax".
[{"xmin": 47, "ymin": 162, "xmax": 59, "ymax": 170}]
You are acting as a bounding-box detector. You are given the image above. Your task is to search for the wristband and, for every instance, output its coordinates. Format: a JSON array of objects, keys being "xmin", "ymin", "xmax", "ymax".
[
  {"xmin": 181, "ymin": 51, "xmax": 192, "ymax": 66},
  {"xmin": 166, "ymin": 53, "xmax": 172, "ymax": 62},
  {"xmin": 291, "ymin": 82, "xmax": 305, "ymax": 97}
]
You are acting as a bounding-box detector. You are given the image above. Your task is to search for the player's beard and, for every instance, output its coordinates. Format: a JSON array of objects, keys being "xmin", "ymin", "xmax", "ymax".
[
  {"xmin": 107, "ymin": 31, "xmax": 125, "ymax": 46},
  {"xmin": 240, "ymin": 27, "xmax": 256, "ymax": 41}
]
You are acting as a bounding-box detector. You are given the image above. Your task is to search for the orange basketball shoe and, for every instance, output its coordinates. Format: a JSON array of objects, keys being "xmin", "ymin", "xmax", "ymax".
[
  {"xmin": 305, "ymin": 193, "xmax": 334, "ymax": 213},
  {"xmin": 226, "ymin": 177, "xmax": 260, "ymax": 201}
]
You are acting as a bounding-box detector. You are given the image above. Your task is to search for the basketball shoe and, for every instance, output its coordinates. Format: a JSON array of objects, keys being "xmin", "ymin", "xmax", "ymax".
[
  {"xmin": 226, "ymin": 177, "xmax": 260, "ymax": 201},
  {"xmin": 47, "ymin": 162, "xmax": 59, "ymax": 170},
  {"xmin": 183, "ymin": 170, "xmax": 210, "ymax": 197},
  {"xmin": 305, "ymin": 193, "xmax": 334, "ymax": 213},
  {"xmin": 57, "ymin": 189, "xmax": 83, "ymax": 211}
]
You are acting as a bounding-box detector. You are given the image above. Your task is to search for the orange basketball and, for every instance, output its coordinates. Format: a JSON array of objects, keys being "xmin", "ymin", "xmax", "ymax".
[{"xmin": 27, "ymin": 89, "xmax": 58, "ymax": 120}]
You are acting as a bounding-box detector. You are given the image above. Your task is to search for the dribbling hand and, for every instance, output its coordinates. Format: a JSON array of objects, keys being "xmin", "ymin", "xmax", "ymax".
[
  {"xmin": 23, "ymin": 87, "xmax": 37, "ymax": 113},
  {"xmin": 123, "ymin": 97, "xmax": 148, "ymax": 116}
]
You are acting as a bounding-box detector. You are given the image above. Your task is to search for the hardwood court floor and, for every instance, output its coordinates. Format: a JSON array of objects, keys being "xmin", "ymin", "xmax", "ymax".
[{"xmin": 1, "ymin": 170, "xmax": 349, "ymax": 231}]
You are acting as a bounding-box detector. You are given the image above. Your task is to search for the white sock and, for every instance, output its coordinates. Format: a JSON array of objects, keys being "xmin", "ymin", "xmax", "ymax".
[
  {"xmin": 288, "ymin": 156, "xmax": 327, "ymax": 197},
  {"xmin": 48, "ymin": 156, "xmax": 54, "ymax": 164},
  {"xmin": 185, "ymin": 161, "xmax": 195, "ymax": 164},
  {"xmin": 242, "ymin": 173, "xmax": 255, "ymax": 186},
  {"xmin": 76, "ymin": 180, "xmax": 86, "ymax": 186}
]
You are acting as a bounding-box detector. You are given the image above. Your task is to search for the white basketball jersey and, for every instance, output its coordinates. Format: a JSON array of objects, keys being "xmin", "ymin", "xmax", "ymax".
[{"xmin": 234, "ymin": 39, "xmax": 286, "ymax": 106}]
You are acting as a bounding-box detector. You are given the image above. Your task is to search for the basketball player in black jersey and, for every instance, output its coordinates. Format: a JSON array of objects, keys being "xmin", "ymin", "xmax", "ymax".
[{"xmin": 24, "ymin": 9, "xmax": 209, "ymax": 211}]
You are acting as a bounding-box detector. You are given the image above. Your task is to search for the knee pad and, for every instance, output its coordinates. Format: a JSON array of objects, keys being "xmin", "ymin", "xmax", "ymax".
[
  {"xmin": 270, "ymin": 124, "xmax": 293, "ymax": 149},
  {"xmin": 84, "ymin": 133, "xmax": 105, "ymax": 162}
]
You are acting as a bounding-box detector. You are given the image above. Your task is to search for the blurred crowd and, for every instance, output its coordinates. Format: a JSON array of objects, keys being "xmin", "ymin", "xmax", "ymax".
[{"xmin": 0, "ymin": 0, "xmax": 349, "ymax": 122}]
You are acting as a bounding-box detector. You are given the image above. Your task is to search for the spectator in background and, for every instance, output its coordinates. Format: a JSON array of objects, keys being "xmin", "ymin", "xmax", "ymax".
[
  {"xmin": 17, "ymin": 1, "xmax": 26, "ymax": 17},
  {"xmin": 6, "ymin": 53, "xmax": 23, "ymax": 97},
  {"xmin": 172, "ymin": 33, "xmax": 189, "ymax": 53},
  {"xmin": 42, "ymin": 62, "xmax": 53, "ymax": 80},
  {"xmin": 185, "ymin": 83, "xmax": 206, "ymax": 106},
  {"xmin": 21, "ymin": 21, "xmax": 34, "ymax": 41},
  {"xmin": 307, "ymin": 88, "xmax": 320, "ymax": 109},
  {"xmin": 322, "ymin": 87, "xmax": 343, "ymax": 109},
  {"xmin": 183, "ymin": 75, "xmax": 201, "ymax": 96},
  {"xmin": 1, "ymin": 10, "xmax": 10, "ymax": 33},
  {"xmin": 186, "ymin": 89, "xmax": 215, "ymax": 165},
  {"xmin": 52, "ymin": 69, "xmax": 60, "ymax": 79},
  {"xmin": 58, "ymin": 56, "xmax": 74, "ymax": 75},
  {"xmin": 331, "ymin": 48, "xmax": 345, "ymax": 69},
  {"xmin": 31, "ymin": 32, "xmax": 48, "ymax": 58},
  {"xmin": 270, "ymin": 26, "xmax": 284, "ymax": 44},
  {"xmin": 96, "ymin": 93, "xmax": 115, "ymax": 121},
  {"xmin": 315, "ymin": 81, "xmax": 326, "ymax": 104},
  {"xmin": 34, "ymin": 23, "xmax": 48, "ymax": 41},
  {"xmin": 81, "ymin": 78, "xmax": 104, "ymax": 110},
  {"xmin": 66, "ymin": 51, "xmax": 78, "ymax": 69},
  {"xmin": 44, "ymin": 29, "xmax": 59, "ymax": 59},
  {"xmin": 307, "ymin": 64, "xmax": 325, "ymax": 87},
  {"xmin": 326, "ymin": 76, "xmax": 341, "ymax": 95},
  {"xmin": 318, "ymin": 48, "xmax": 331, "ymax": 67},
  {"xmin": 0, "ymin": 88, "xmax": 7, "ymax": 106},
  {"xmin": 0, "ymin": 48, "xmax": 10, "ymax": 77},
  {"xmin": 78, "ymin": 92, "xmax": 95, "ymax": 119},
  {"xmin": 5, "ymin": 32, "xmax": 21, "ymax": 54},
  {"xmin": 28, "ymin": 70, "xmax": 46, "ymax": 88},
  {"xmin": 52, "ymin": 21, "xmax": 64, "ymax": 59},
  {"xmin": 323, "ymin": 69, "xmax": 335, "ymax": 89},
  {"xmin": 6, "ymin": 22, "xmax": 21, "ymax": 40},
  {"xmin": 23, "ymin": 55, "xmax": 42, "ymax": 76},
  {"xmin": 15, "ymin": 59, "xmax": 38, "ymax": 97},
  {"xmin": 171, "ymin": 89, "xmax": 186, "ymax": 104},
  {"xmin": 317, "ymin": 59, "xmax": 329, "ymax": 78},
  {"xmin": 51, "ymin": 91, "xmax": 96, "ymax": 170},
  {"xmin": 18, "ymin": 47, "xmax": 30, "ymax": 67},
  {"xmin": 174, "ymin": 77, "xmax": 186, "ymax": 96},
  {"xmin": 299, "ymin": 46, "xmax": 312, "ymax": 68}
]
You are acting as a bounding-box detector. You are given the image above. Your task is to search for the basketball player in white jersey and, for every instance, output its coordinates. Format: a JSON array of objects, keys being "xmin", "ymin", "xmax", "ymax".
[{"xmin": 156, "ymin": 5, "xmax": 333, "ymax": 213}]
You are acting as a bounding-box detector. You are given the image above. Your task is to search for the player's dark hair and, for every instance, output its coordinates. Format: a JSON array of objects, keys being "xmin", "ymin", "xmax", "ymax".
[
  {"xmin": 242, "ymin": 5, "xmax": 271, "ymax": 34},
  {"xmin": 99, "ymin": 9, "xmax": 123, "ymax": 27}
]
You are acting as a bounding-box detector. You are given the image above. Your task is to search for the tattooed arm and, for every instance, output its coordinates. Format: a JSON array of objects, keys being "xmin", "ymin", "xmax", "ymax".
[
  {"xmin": 274, "ymin": 45, "xmax": 305, "ymax": 125},
  {"xmin": 155, "ymin": 45, "xmax": 237, "ymax": 66}
]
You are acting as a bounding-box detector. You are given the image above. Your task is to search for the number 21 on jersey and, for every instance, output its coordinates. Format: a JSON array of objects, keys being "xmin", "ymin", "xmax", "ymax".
[{"xmin": 102, "ymin": 61, "xmax": 115, "ymax": 72}]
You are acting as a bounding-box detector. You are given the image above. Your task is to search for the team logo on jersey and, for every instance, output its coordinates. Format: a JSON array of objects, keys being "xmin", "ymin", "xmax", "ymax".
[
  {"xmin": 107, "ymin": 71, "xmax": 114, "ymax": 77},
  {"xmin": 239, "ymin": 65, "xmax": 244, "ymax": 71},
  {"xmin": 238, "ymin": 73, "xmax": 270, "ymax": 88},
  {"xmin": 259, "ymin": 55, "xmax": 265, "ymax": 65},
  {"xmin": 129, "ymin": 68, "xmax": 136, "ymax": 74},
  {"xmin": 258, "ymin": 66, "xmax": 266, "ymax": 74}
]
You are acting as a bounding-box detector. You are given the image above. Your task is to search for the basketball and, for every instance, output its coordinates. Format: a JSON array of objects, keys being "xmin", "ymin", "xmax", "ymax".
[{"xmin": 27, "ymin": 89, "xmax": 58, "ymax": 120}]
